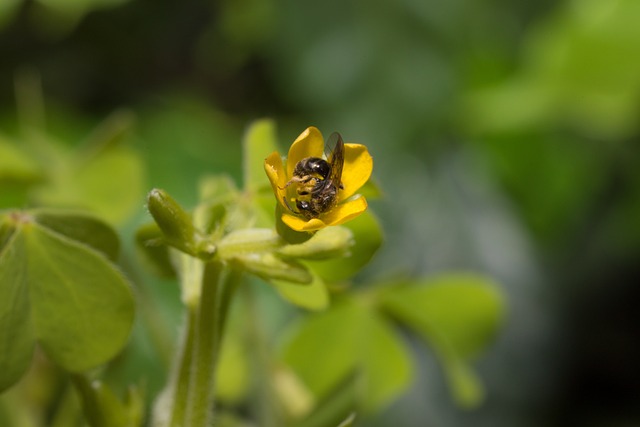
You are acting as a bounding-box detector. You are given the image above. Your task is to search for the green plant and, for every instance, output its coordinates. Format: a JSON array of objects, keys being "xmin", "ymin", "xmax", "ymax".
[{"xmin": 0, "ymin": 95, "xmax": 505, "ymax": 426}]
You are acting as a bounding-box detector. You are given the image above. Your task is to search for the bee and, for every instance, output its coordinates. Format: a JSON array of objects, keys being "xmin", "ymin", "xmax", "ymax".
[{"xmin": 283, "ymin": 132, "xmax": 345, "ymax": 219}]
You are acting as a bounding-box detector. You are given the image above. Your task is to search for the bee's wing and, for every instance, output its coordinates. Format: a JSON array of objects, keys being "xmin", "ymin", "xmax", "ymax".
[{"xmin": 327, "ymin": 132, "xmax": 344, "ymax": 185}]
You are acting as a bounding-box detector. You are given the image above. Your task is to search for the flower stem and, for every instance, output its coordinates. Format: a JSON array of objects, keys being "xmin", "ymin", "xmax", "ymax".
[
  {"xmin": 167, "ymin": 307, "xmax": 197, "ymax": 427},
  {"xmin": 161, "ymin": 259, "xmax": 240, "ymax": 427},
  {"xmin": 217, "ymin": 268, "xmax": 241, "ymax": 341},
  {"xmin": 242, "ymin": 284, "xmax": 281, "ymax": 427},
  {"xmin": 185, "ymin": 261, "xmax": 223, "ymax": 426}
]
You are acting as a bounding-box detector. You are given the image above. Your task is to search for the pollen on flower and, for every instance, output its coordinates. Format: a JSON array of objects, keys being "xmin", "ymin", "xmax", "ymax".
[{"xmin": 264, "ymin": 127, "xmax": 373, "ymax": 232}]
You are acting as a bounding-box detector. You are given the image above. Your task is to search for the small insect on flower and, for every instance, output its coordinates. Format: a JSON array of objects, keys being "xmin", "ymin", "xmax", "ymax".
[
  {"xmin": 282, "ymin": 132, "xmax": 344, "ymax": 219},
  {"xmin": 264, "ymin": 127, "xmax": 373, "ymax": 232}
]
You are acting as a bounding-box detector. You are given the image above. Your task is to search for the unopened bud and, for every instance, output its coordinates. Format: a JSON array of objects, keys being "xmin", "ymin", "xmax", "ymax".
[{"xmin": 147, "ymin": 189, "xmax": 200, "ymax": 256}]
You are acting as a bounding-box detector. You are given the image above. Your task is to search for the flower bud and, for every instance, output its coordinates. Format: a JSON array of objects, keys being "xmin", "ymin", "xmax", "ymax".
[{"xmin": 147, "ymin": 189, "xmax": 202, "ymax": 257}]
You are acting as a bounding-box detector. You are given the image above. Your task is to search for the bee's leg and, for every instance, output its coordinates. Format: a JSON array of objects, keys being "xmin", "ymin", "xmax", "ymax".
[
  {"xmin": 282, "ymin": 196, "xmax": 299, "ymax": 214},
  {"xmin": 279, "ymin": 179, "xmax": 294, "ymax": 190},
  {"xmin": 280, "ymin": 175, "xmax": 311, "ymax": 190}
]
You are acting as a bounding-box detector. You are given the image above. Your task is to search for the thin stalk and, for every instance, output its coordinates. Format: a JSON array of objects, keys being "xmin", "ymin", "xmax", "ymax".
[
  {"xmin": 243, "ymin": 284, "xmax": 282, "ymax": 427},
  {"xmin": 167, "ymin": 307, "xmax": 197, "ymax": 427},
  {"xmin": 216, "ymin": 268, "xmax": 242, "ymax": 342},
  {"xmin": 50, "ymin": 384, "xmax": 80, "ymax": 427},
  {"xmin": 185, "ymin": 261, "xmax": 223, "ymax": 426},
  {"xmin": 161, "ymin": 260, "xmax": 239, "ymax": 427},
  {"xmin": 71, "ymin": 373, "xmax": 131, "ymax": 427}
]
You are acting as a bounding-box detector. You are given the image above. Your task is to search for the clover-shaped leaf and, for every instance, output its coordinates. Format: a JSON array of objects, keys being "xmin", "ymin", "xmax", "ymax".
[
  {"xmin": 281, "ymin": 299, "xmax": 412, "ymax": 412},
  {"xmin": 33, "ymin": 144, "xmax": 144, "ymax": 225},
  {"xmin": 281, "ymin": 302, "xmax": 361, "ymax": 401},
  {"xmin": 31, "ymin": 209, "xmax": 120, "ymax": 261},
  {"xmin": 0, "ymin": 211, "xmax": 134, "ymax": 392},
  {"xmin": 272, "ymin": 274, "xmax": 329, "ymax": 311},
  {"xmin": 379, "ymin": 273, "xmax": 505, "ymax": 407}
]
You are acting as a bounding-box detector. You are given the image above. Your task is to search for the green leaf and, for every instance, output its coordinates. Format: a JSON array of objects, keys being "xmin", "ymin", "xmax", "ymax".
[
  {"xmin": 357, "ymin": 177, "xmax": 383, "ymax": 200},
  {"xmin": 305, "ymin": 211, "xmax": 382, "ymax": 282},
  {"xmin": 24, "ymin": 223, "xmax": 135, "ymax": 370},
  {"xmin": 32, "ymin": 209, "xmax": 120, "ymax": 262},
  {"xmin": 0, "ymin": 218, "xmax": 135, "ymax": 390},
  {"xmin": 0, "ymin": 229, "xmax": 34, "ymax": 392},
  {"xmin": 381, "ymin": 274, "xmax": 504, "ymax": 358},
  {"xmin": 281, "ymin": 300, "xmax": 412, "ymax": 411},
  {"xmin": 76, "ymin": 146, "xmax": 143, "ymax": 223},
  {"xmin": 277, "ymin": 226, "xmax": 353, "ymax": 260},
  {"xmin": 80, "ymin": 109, "xmax": 136, "ymax": 154},
  {"xmin": 440, "ymin": 355, "xmax": 484, "ymax": 408},
  {"xmin": 360, "ymin": 312, "xmax": 412, "ymax": 411},
  {"xmin": 275, "ymin": 204, "xmax": 313, "ymax": 244},
  {"xmin": 464, "ymin": 0, "xmax": 640, "ymax": 139},
  {"xmin": 198, "ymin": 175, "xmax": 238, "ymax": 205},
  {"xmin": 281, "ymin": 302, "xmax": 362, "ymax": 400},
  {"xmin": 379, "ymin": 273, "xmax": 505, "ymax": 407},
  {"xmin": 196, "ymin": 175, "xmax": 237, "ymax": 234},
  {"xmin": 292, "ymin": 375, "xmax": 358, "ymax": 427},
  {"xmin": 0, "ymin": 137, "xmax": 41, "ymax": 183},
  {"xmin": 231, "ymin": 252, "xmax": 311, "ymax": 284},
  {"xmin": 217, "ymin": 228, "xmax": 281, "ymax": 257},
  {"xmin": 34, "ymin": 145, "xmax": 144, "ymax": 224},
  {"xmin": 272, "ymin": 274, "xmax": 329, "ymax": 311},
  {"xmin": 243, "ymin": 119, "xmax": 279, "ymax": 192}
]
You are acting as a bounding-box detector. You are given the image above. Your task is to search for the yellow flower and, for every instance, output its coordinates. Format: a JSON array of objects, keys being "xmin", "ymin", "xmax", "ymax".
[{"xmin": 264, "ymin": 127, "xmax": 373, "ymax": 232}]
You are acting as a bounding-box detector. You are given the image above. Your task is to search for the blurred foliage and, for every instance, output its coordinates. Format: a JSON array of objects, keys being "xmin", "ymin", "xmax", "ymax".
[{"xmin": 1, "ymin": 0, "xmax": 640, "ymax": 426}]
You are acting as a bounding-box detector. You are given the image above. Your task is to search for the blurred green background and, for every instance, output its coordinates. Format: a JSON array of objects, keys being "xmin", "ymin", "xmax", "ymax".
[{"xmin": 1, "ymin": 0, "xmax": 640, "ymax": 426}]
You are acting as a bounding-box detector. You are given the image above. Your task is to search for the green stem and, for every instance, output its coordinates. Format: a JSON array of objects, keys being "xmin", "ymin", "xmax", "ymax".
[
  {"xmin": 70, "ymin": 373, "xmax": 103, "ymax": 427},
  {"xmin": 185, "ymin": 261, "xmax": 223, "ymax": 426},
  {"xmin": 217, "ymin": 268, "xmax": 241, "ymax": 342},
  {"xmin": 163, "ymin": 260, "xmax": 240, "ymax": 427},
  {"xmin": 243, "ymin": 285, "xmax": 282, "ymax": 427},
  {"xmin": 167, "ymin": 307, "xmax": 197, "ymax": 427},
  {"xmin": 72, "ymin": 373, "xmax": 135, "ymax": 427},
  {"xmin": 51, "ymin": 384, "xmax": 80, "ymax": 427}
]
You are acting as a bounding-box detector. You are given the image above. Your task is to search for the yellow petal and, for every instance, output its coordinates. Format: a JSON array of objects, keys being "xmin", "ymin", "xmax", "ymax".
[
  {"xmin": 339, "ymin": 144, "xmax": 373, "ymax": 201},
  {"xmin": 282, "ymin": 214, "xmax": 328, "ymax": 232},
  {"xmin": 323, "ymin": 196, "xmax": 368, "ymax": 226},
  {"xmin": 287, "ymin": 127, "xmax": 325, "ymax": 178},
  {"xmin": 264, "ymin": 151, "xmax": 287, "ymax": 208}
]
